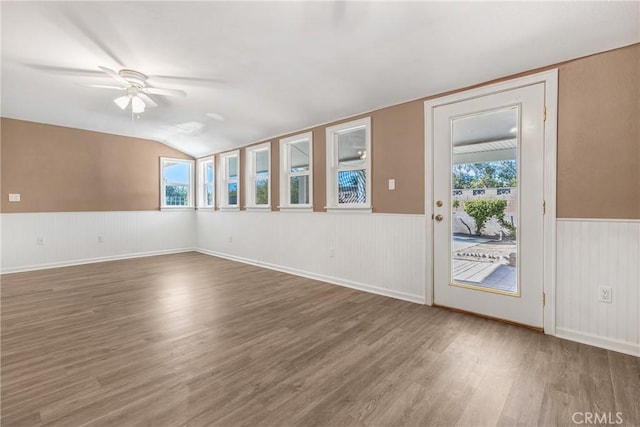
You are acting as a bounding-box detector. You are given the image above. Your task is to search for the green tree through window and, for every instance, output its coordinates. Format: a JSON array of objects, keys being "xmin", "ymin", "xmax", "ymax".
[{"xmin": 452, "ymin": 160, "xmax": 517, "ymax": 189}]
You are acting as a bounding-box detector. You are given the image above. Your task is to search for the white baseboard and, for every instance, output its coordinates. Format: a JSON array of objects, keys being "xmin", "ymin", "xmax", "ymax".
[
  {"xmin": 196, "ymin": 248, "xmax": 426, "ymax": 305},
  {"xmin": 1, "ymin": 248, "xmax": 196, "ymax": 275},
  {"xmin": 555, "ymin": 327, "xmax": 640, "ymax": 357}
]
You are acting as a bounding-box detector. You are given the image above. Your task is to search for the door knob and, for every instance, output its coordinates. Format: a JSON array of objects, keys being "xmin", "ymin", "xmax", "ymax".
[
  {"xmin": 436, "ymin": 200, "xmax": 443, "ymax": 207},
  {"xmin": 434, "ymin": 214, "xmax": 444, "ymax": 222}
]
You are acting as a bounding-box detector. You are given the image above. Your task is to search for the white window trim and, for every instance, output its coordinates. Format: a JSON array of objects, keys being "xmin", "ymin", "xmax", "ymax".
[
  {"xmin": 219, "ymin": 150, "xmax": 240, "ymax": 210},
  {"xmin": 160, "ymin": 157, "xmax": 195, "ymax": 210},
  {"xmin": 325, "ymin": 117, "xmax": 372, "ymax": 211},
  {"xmin": 279, "ymin": 132, "xmax": 313, "ymax": 211},
  {"xmin": 197, "ymin": 156, "xmax": 215, "ymax": 210},
  {"xmin": 245, "ymin": 142, "xmax": 271, "ymax": 209}
]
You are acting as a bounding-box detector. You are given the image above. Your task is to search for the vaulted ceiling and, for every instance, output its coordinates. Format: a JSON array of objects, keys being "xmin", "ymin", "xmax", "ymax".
[{"xmin": 2, "ymin": 1, "xmax": 638, "ymax": 157}]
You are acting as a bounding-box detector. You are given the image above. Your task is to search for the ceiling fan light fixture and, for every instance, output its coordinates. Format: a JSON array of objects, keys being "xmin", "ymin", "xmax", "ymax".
[
  {"xmin": 92, "ymin": 66, "xmax": 184, "ymax": 115},
  {"xmin": 131, "ymin": 96, "xmax": 145, "ymax": 114},
  {"xmin": 114, "ymin": 95, "xmax": 130, "ymax": 110}
]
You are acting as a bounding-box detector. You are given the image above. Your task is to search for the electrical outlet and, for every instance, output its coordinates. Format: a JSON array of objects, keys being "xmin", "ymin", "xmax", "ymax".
[
  {"xmin": 329, "ymin": 248, "xmax": 335, "ymax": 258},
  {"xmin": 98, "ymin": 236, "xmax": 104, "ymax": 243},
  {"xmin": 598, "ymin": 286, "xmax": 612, "ymax": 303},
  {"xmin": 36, "ymin": 237, "xmax": 44, "ymax": 246}
]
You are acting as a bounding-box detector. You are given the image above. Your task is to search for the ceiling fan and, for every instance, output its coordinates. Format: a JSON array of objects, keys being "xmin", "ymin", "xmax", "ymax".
[{"xmin": 86, "ymin": 66, "xmax": 187, "ymax": 113}]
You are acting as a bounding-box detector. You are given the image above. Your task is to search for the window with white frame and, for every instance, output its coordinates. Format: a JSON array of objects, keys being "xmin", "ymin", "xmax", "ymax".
[
  {"xmin": 219, "ymin": 151, "xmax": 239, "ymax": 209},
  {"xmin": 160, "ymin": 157, "xmax": 194, "ymax": 208},
  {"xmin": 245, "ymin": 142, "xmax": 270, "ymax": 208},
  {"xmin": 280, "ymin": 132, "xmax": 313, "ymax": 209},
  {"xmin": 325, "ymin": 117, "xmax": 371, "ymax": 210},
  {"xmin": 197, "ymin": 157, "xmax": 215, "ymax": 208}
]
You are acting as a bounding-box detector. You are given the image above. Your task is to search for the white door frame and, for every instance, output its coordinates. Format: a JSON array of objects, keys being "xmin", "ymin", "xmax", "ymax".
[{"xmin": 424, "ymin": 70, "xmax": 558, "ymax": 335}]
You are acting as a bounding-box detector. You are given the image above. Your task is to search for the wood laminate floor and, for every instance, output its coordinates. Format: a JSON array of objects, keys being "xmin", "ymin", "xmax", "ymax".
[{"xmin": 2, "ymin": 252, "xmax": 639, "ymax": 426}]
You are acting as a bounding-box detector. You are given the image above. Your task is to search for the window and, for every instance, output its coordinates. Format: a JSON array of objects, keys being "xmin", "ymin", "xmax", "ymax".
[
  {"xmin": 219, "ymin": 150, "xmax": 239, "ymax": 209},
  {"xmin": 280, "ymin": 132, "xmax": 313, "ymax": 210},
  {"xmin": 325, "ymin": 117, "xmax": 371, "ymax": 210},
  {"xmin": 245, "ymin": 142, "xmax": 271, "ymax": 209},
  {"xmin": 197, "ymin": 157, "xmax": 214, "ymax": 209},
  {"xmin": 160, "ymin": 157, "xmax": 194, "ymax": 208}
]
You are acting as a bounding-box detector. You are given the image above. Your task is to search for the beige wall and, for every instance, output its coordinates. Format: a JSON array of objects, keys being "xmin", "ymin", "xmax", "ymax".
[
  {"xmin": 371, "ymin": 101, "xmax": 425, "ymax": 214},
  {"xmin": 0, "ymin": 118, "xmax": 192, "ymax": 213},
  {"xmin": 557, "ymin": 44, "xmax": 639, "ymax": 219},
  {"xmin": 3, "ymin": 44, "xmax": 638, "ymax": 218}
]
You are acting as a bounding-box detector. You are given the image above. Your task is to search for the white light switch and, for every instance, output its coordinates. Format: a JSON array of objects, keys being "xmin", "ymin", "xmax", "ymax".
[
  {"xmin": 388, "ymin": 179, "xmax": 396, "ymax": 190},
  {"xmin": 9, "ymin": 193, "xmax": 20, "ymax": 202}
]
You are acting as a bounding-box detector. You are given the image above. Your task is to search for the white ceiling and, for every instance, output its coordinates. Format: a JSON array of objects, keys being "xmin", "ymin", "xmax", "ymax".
[{"xmin": 1, "ymin": 1, "xmax": 638, "ymax": 158}]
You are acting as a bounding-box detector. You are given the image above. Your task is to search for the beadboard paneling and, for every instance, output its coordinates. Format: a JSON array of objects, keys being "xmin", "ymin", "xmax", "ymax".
[
  {"xmin": 1, "ymin": 211, "xmax": 196, "ymax": 273},
  {"xmin": 556, "ymin": 219, "xmax": 640, "ymax": 356},
  {"xmin": 5, "ymin": 210, "xmax": 638, "ymax": 356},
  {"xmin": 196, "ymin": 211, "xmax": 427, "ymax": 303}
]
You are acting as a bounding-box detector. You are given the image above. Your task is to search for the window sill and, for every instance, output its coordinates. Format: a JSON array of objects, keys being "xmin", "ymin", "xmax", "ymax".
[
  {"xmin": 325, "ymin": 206, "xmax": 372, "ymax": 214},
  {"xmin": 245, "ymin": 206, "xmax": 272, "ymax": 212},
  {"xmin": 219, "ymin": 206, "xmax": 240, "ymax": 212},
  {"xmin": 278, "ymin": 206, "xmax": 313, "ymax": 212},
  {"xmin": 161, "ymin": 206, "xmax": 195, "ymax": 212},
  {"xmin": 196, "ymin": 207, "xmax": 215, "ymax": 212}
]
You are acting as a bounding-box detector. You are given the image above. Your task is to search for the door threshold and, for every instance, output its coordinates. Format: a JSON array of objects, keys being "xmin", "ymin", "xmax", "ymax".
[{"xmin": 433, "ymin": 303, "xmax": 544, "ymax": 333}]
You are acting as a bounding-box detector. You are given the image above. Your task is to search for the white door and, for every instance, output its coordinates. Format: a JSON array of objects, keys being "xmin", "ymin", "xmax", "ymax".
[{"xmin": 432, "ymin": 83, "xmax": 545, "ymax": 328}]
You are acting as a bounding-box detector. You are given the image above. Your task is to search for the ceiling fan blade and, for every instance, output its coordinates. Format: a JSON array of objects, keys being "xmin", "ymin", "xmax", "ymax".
[
  {"xmin": 81, "ymin": 84, "xmax": 124, "ymax": 90},
  {"xmin": 151, "ymin": 75, "xmax": 225, "ymax": 85},
  {"xmin": 206, "ymin": 112, "xmax": 225, "ymax": 121},
  {"xmin": 138, "ymin": 92, "xmax": 158, "ymax": 108},
  {"xmin": 98, "ymin": 66, "xmax": 130, "ymax": 86},
  {"xmin": 143, "ymin": 87, "xmax": 187, "ymax": 97}
]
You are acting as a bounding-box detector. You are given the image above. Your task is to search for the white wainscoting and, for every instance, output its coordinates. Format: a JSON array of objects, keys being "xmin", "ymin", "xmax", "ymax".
[
  {"xmin": 196, "ymin": 211, "xmax": 427, "ymax": 304},
  {"xmin": 4, "ymin": 210, "xmax": 638, "ymax": 356},
  {"xmin": 556, "ymin": 219, "xmax": 640, "ymax": 356},
  {"xmin": 1, "ymin": 211, "xmax": 196, "ymax": 274}
]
